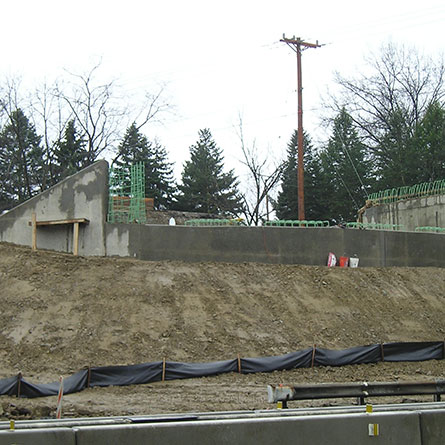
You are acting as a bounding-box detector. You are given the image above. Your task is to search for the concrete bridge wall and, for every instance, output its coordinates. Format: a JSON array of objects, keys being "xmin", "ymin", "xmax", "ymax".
[
  {"xmin": 105, "ymin": 223, "xmax": 445, "ymax": 267},
  {"xmin": 2, "ymin": 159, "xmax": 445, "ymax": 267},
  {"xmin": 363, "ymin": 195, "xmax": 445, "ymax": 232}
]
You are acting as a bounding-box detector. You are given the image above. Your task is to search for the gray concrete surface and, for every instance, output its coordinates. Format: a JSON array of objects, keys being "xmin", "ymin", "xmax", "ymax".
[
  {"xmin": 364, "ymin": 195, "xmax": 445, "ymax": 232},
  {"xmin": 105, "ymin": 223, "xmax": 445, "ymax": 267},
  {"xmin": 0, "ymin": 160, "xmax": 108, "ymax": 256}
]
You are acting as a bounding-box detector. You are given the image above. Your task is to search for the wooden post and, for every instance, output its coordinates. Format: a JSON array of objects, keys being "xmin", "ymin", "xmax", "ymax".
[
  {"xmin": 17, "ymin": 371, "xmax": 22, "ymax": 397},
  {"xmin": 237, "ymin": 354, "xmax": 241, "ymax": 373},
  {"xmin": 73, "ymin": 222, "xmax": 80, "ymax": 256},
  {"xmin": 311, "ymin": 344, "xmax": 316, "ymax": 369},
  {"xmin": 162, "ymin": 358, "xmax": 166, "ymax": 382},
  {"xmin": 31, "ymin": 213, "xmax": 37, "ymax": 251}
]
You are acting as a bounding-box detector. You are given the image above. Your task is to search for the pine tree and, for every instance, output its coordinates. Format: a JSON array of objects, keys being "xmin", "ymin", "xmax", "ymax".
[
  {"xmin": 374, "ymin": 108, "xmax": 416, "ymax": 189},
  {"xmin": 275, "ymin": 130, "xmax": 325, "ymax": 220},
  {"xmin": 53, "ymin": 119, "xmax": 88, "ymax": 183},
  {"xmin": 411, "ymin": 101, "xmax": 445, "ymax": 183},
  {"xmin": 0, "ymin": 108, "xmax": 43, "ymax": 207},
  {"xmin": 176, "ymin": 129, "xmax": 242, "ymax": 215},
  {"xmin": 320, "ymin": 108, "xmax": 373, "ymax": 221},
  {"xmin": 114, "ymin": 123, "xmax": 176, "ymax": 210}
]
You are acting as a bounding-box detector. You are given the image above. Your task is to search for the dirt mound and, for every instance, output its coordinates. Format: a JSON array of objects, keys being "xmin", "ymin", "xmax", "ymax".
[{"xmin": 0, "ymin": 241, "xmax": 444, "ymax": 418}]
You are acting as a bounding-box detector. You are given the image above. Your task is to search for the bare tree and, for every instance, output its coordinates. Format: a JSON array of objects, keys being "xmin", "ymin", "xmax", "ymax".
[
  {"xmin": 324, "ymin": 42, "xmax": 445, "ymax": 187},
  {"xmin": 236, "ymin": 117, "xmax": 284, "ymax": 225},
  {"xmin": 57, "ymin": 62, "xmax": 170, "ymax": 166},
  {"xmin": 30, "ymin": 81, "xmax": 70, "ymax": 187},
  {"xmin": 329, "ymin": 43, "xmax": 445, "ymax": 147}
]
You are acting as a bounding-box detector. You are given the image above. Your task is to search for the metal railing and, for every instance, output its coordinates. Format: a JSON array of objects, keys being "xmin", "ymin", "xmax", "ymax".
[
  {"xmin": 264, "ymin": 220, "xmax": 330, "ymax": 227},
  {"xmin": 268, "ymin": 381, "xmax": 445, "ymax": 407},
  {"xmin": 185, "ymin": 218, "xmax": 245, "ymax": 226},
  {"xmin": 415, "ymin": 226, "xmax": 445, "ymax": 234},
  {"xmin": 369, "ymin": 179, "xmax": 445, "ymax": 205},
  {"xmin": 346, "ymin": 222, "xmax": 405, "ymax": 231}
]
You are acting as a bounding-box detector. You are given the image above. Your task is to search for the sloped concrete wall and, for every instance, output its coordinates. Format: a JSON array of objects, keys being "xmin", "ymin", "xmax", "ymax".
[
  {"xmin": 363, "ymin": 195, "xmax": 445, "ymax": 232},
  {"xmin": 0, "ymin": 160, "xmax": 108, "ymax": 256}
]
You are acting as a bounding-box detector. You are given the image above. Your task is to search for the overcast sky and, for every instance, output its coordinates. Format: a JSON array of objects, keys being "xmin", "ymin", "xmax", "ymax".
[{"xmin": 2, "ymin": 0, "xmax": 445, "ymax": 178}]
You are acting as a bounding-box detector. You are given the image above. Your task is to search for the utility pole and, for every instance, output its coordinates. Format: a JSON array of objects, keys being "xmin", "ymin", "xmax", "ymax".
[{"xmin": 280, "ymin": 35, "xmax": 321, "ymax": 221}]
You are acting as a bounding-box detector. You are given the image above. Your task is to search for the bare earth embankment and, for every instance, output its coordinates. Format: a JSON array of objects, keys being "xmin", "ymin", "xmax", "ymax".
[{"xmin": 0, "ymin": 242, "xmax": 444, "ymax": 418}]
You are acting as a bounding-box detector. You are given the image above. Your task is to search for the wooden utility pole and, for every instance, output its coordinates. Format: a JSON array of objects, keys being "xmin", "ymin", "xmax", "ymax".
[{"xmin": 280, "ymin": 35, "xmax": 321, "ymax": 220}]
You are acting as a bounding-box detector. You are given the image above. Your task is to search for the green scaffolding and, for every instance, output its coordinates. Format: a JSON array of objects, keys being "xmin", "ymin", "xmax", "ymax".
[{"xmin": 107, "ymin": 162, "xmax": 147, "ymax": 224}]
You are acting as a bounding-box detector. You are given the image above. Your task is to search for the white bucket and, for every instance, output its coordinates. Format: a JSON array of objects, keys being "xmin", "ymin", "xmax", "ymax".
[{"xmin": 349, "ymin": 257, "xmax": 359, "ymax": 268}]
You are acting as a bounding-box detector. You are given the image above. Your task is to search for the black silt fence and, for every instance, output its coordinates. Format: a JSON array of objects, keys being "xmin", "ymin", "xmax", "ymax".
[{"xmin": 1, "ymin": 341, "xmax": 443, "ymax": 399}]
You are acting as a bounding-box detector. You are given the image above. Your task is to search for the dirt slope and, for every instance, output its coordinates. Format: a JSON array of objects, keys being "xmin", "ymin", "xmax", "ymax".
[{"xmin": 0, "ymin": 241, "xmax": 444, "ymax": 418}]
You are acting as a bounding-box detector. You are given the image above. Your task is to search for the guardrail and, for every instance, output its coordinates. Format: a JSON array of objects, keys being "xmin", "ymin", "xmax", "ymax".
[{"xmin": 267, "ymin": 381, "xmax": 445, "ymax": 407}]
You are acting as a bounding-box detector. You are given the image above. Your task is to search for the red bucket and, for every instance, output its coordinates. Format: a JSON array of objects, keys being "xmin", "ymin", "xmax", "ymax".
[{"xmin": 339, "ymin": 256, "xmax": 349, "ymax": 267}]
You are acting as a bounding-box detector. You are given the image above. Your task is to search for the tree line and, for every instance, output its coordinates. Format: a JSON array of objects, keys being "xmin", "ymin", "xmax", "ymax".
[{"xmin": 1, "ymin": 43, "xmax": 445, "ymax": 223}]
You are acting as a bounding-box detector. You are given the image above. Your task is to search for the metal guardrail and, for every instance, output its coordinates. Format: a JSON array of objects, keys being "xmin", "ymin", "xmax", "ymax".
[
  {"xmin": 369, "ymin": 179, "xmax": 445, "ymax": 205},
  {"xmin": 264, "ymin": 220, "xmax": 330, "ymax": 227},
  {"xmin": 268, "ymin": 381, "xmax": 445, "ymax": 407}
]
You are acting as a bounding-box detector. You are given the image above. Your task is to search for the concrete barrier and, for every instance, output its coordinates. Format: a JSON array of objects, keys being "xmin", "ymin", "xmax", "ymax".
[
  {"xmin": 2, "ymin": 406, "xmax": 445, "ymax": 444},
  {"xmin": 0, "ymin": 427, "xmax": 75, "ymax": 445},
  {"xmin": 419, "ymin": 410, "xmax": 445, "ymax": 445},
  {"xmin": 74, "ymin": 411, "xmax": 422, "ymax": 445}
]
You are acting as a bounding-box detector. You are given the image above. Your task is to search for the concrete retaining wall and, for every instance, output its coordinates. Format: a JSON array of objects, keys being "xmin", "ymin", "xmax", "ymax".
[
  {"xmin": 105, "ymin": 223, "xmax": 445, "ymax": 267},
  {"xmin": 364, "ymin": 195, "xmax": 445, "ymax": 232},
  {"xmin": 0, "ymin": 160, "xmax": 108, "ymax": 256}
]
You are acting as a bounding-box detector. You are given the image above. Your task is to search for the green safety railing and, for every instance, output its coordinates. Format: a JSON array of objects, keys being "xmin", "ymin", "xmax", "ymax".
[
  {"xmin": 185, "ymin": 219, "xmax": 245, "ymax": 226},
  {"xmin": 346, "ymin": 222, "xmax": 405, "ymax": 231},
  {"xmin": 264, "ymin": 220, "xmax": 330, "ymax": 227},
  {"xmin": 415, "ymin": 226, "xmax": 445, "ymax": 234},
  {"xmin": 369, "ymin": 179, "xmax": 445, "ymax": 205}
]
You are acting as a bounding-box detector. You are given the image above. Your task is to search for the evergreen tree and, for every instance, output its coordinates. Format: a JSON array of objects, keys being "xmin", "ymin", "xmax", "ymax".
[
  {"xmin": 114, "ymin": 123, "xmax": 176, "ymax": 209},
  {"xmin": 176, "ymin": 128, "xmax": 242, "ymax": 215},
  {"xmin": 374, "ymin": 108, "xmax": 416, "ymax": 189},
  {"xmin": 320, "ymin": 108, "xmax": 373, "ymax": 221},
  {"xmin": 0, "ymin": 108, "xmax": 43, "ymax": 207},
  {"xmin": 53, "ymin": 119, "xmax": 88, "ymax": 183},
  {"xmin": 411, "ymin": 101, "xmax": 445, "ymax": 183},
  {"xmin": 275, "ymin": 130, "xmax": 325, "ymax": 220}
]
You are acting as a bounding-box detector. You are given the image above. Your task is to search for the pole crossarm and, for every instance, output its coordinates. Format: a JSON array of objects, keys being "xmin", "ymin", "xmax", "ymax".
[{"xmin": 280, "ymin": 35, "xmax": 322, "ymax": 50}]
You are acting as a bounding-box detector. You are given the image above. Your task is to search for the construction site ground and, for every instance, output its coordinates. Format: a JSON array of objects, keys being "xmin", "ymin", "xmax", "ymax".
[{"xmin": 0, "ymin": 242, "xmax": 444, "ymax": 419}]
